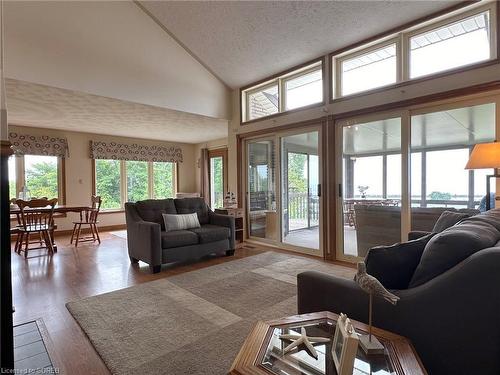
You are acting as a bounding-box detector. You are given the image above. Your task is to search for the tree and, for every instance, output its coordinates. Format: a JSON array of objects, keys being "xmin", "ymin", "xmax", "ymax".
[
  {"xmin": 25, "ymin": 161, "xmax": 58, "ymax": 199},
  {"xmin": 126, "ymin": 161, "xmax": 149, "ymax": 202},
  {"xmin": 429, "ymin": 191, "xmax": 452, "ymax": 201},
  {"xmin": 95, "ymin": 160, "xmax": 121, "ymax": 209},
  {"xmin": 153, "ymin": 162, "xmax": 174, "ymax": 199}
]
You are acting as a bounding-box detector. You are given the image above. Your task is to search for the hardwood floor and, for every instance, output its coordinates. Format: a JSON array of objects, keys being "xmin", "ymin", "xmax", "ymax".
[{"xmin": 10, "ymin": 232, "xmax": 349, "ymax": 374}]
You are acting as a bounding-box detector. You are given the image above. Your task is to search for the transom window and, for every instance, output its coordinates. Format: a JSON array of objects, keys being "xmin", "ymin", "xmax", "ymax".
[
  {"xmin": 94, "ymin": 160, "xmax": 176, "ymax": 210},
  {"xmin": 8, "ymin": 155, "xmax": 64, "ymax": 202},
  {"xmin": 339, "ymin": 42, "xmax": 398, "ymax": 96},
  {"xmin": 333, "ymin": 3, "xmax": 496, "ymax": 98},
  {"xmin": 242, "ymin": 61, "xmax": 323, "ymax": 122}
]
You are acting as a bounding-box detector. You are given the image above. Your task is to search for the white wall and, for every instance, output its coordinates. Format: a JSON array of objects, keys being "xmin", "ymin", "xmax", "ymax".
[
  {"xmin": 5, "ymin": 1, "xmax": 230, "ymax": 120},
  {"xmin": 10, "ymin": 125, "xmax": 198, "ymax": 231}
]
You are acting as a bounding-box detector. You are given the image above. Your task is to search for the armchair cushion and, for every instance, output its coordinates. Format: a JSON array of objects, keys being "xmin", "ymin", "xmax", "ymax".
[
  {"xmin": 161, "ymin": 230, "xmax": 199, "ymax": 249},
  {"xmin": 410, "ymin": 211, "xmax": 500, "ymax": 287},
  {"xmin": 365, "ymin": 233, "xmax": 435, "ymax": 290},
  {"xmin": 189, "ymin": 224, "xmax": 230, "ymax": 243},
  {"xmin": 174, "ymin": 198, "xmax": 210, "ymax": 224},
  {"xmin": 136, "ymin": 199, "xmax": 177, "ymax": 230},
  {"xmin": 432, "ymin": 210, "xmax": 470, "ymax": 233}
]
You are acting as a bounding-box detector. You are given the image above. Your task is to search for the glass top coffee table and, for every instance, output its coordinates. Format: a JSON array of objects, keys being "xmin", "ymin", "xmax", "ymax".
[{"xmin": 229, "ymin": 311, "xmax": 426, "ymax": 375}]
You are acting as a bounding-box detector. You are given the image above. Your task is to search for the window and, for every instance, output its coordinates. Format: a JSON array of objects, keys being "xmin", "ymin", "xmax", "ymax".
[
  {"xmin": 242, "ymin": 61, "xmax": 323, "ymax": 122},
  {"xmin": 339, "ymin": 43, "xmax": 398, "ymax": 96},
  {"xmin": 208, "ymin": 149, "xmax": 227, "ymax": 209},
  {"xmin": 247, "ymin": 84, "xmax": 279, "ymax": 121},
  {"xmin": 333, "ymin": 3, "xmax": 496, "ymax": 98},
  {"xmin": 8, "ymin": 155, "xmax": 63, "ymax": 201},
  {"xmin": 95, "ymin": 159, "xmax": 121, "ymax": 210},
  {"xmin": 8, "ymin": 156, "xmax": 16, "ymax": 200},
  {"xmin": 284, "ymin": 68, "xmax": 323, "ymax": 110},
  {"xmin": 94, "ymin": 160, "xmax": 176, "ymax": 210},
  {"xmin": 153, "ymin": 162, "xmax": 175, "ymax": 199},
  {"xmin": 409, "ymin": 11, "xmax": 491, "ymax": 79},
  {"xmin": 126, "ymin": 161, "xmax": 149, "ymax": 202}
]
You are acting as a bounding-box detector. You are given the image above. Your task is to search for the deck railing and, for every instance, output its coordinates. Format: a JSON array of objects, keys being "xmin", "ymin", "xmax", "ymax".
[{"xmin": 288, "ymin": 192, "xmax": 319, "ymax": 229}]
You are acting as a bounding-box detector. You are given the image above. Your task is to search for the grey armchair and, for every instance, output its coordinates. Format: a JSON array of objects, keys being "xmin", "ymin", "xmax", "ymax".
[
  {"xmin": 298, "ymin": 209, "xmax": 500, "ymax": 375},
  {"xmin": 125, "ymin": 198, "xmax": 235, "ymax": 273}
]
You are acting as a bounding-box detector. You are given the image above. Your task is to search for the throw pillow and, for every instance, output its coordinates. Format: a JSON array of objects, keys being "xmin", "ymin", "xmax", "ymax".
[
  {"xmin": 432, "ymin": 210, "xmax": 471, "ymax": 233},
  {"xmin": 162, "ymin": 213, "xmax": 201, "ymax": 232},
  {"xmin": 409, "ymin": 215, "xmax": 500, "ymax": 288},
  {"xmin": 365, "ymin": 233, "xmax": 435, "ymax": 290}
]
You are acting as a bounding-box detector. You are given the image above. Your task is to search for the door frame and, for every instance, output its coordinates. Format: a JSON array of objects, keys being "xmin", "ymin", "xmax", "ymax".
[
  {"xmin": 335, "ymin": 110, "xmax": 407, "ymax": 262},
  {"xmin": 334, "ymin": 92, "xmax": 500, "ymax": 262},
  {"xmin": 243, "ymin": 125, "xmax": 324, "ymax": 257},
  {"xmin": 208, "ymin": 148, "xmax": 228, "ymax": 209}
]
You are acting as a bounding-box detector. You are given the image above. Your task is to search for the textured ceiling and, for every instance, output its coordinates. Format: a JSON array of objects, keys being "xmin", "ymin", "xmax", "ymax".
[
  {"xmin": 6, "ymin": 79, "xmax": 228, "ymax": 144},
  {"xmin": 140, "ymin": 0, "xmax": 460, "ymax": 88}
]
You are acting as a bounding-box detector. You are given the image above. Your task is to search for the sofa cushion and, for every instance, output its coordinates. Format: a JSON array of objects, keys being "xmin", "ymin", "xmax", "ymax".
[
  {"xmin": 174, "ymin": 198, "xmax": 209, "ymax": 225},
  {"xmin": 189, "ymin": 224, "xmax": 230, "ymax": 244},
  {"xmin": 162, "ymin": 213, "xmax": 200, "ymax": 232},
  {"xmin": 409, "ymin": 209, "xmax": 500, "ymax": 288},
  {"xmin": 161, "ymin": 230, "xmax": 199, "ymax": 249},
  {"xmin": 365, "ymin": 233, "xmax": 435, "ymax": 290},
  {"xmin": 136, "ymin": 199, "xmax": 177, "ymax": 230},
  {"xmin": 432, "ymin": 211, "xmax": 471, "ymax": 233}
]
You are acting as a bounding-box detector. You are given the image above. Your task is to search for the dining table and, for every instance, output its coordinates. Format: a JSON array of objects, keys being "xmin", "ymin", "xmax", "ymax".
[{"xmin": 10, "ymin": 204, "xmax": 92, "ymax": 252}]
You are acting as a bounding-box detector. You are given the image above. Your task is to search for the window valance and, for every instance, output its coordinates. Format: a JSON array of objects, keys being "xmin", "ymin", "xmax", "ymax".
[
  {"xmin": 9, "ymin": 132, "xmax": 69, "ymax": 158},
  {"xmin": 89, "ymin": 140, "xmax": 183, "ymax": 163}
]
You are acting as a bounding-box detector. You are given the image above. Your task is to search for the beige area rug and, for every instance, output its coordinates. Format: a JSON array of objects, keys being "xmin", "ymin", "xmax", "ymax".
[{"xmin": 66, "ymin": 251, "xmax": 355, "ymax": 375}]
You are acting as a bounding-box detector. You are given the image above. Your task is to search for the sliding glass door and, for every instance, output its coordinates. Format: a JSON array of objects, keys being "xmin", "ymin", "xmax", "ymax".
[
  {"xmin": 247, "ymin": 138, "xmax": 277, "ymax": 240},
  {"xmin": 410, "ymin": 102, "xmax": 496, "ymax": 231},
  {"xmin": 336, "ymin": 96, "xmax": 498, "ymax": 262},
  {"xmin": 281, "ymin": 131, "xmax": 321, "ymax": 251},
  {"xmin": 337, "ymin": 115, "xmax": 403, "ymax": 259},
  {"xmin": 246, "ymin": 127, "xmax": 323, "ymax": 255}
]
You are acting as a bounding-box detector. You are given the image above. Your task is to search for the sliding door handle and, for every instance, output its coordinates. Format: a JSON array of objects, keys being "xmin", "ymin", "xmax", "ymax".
[{"xmin": 317, "ymin": 184, "xmax": 321, "ymax": 197}]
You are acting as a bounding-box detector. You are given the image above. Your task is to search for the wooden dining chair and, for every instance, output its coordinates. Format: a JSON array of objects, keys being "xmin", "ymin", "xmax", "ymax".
[
  {"xmin": 70, "ymin": 196, "xmax": 102, "ymax": 247},
  {"xmin": 15, "ymin": 198, "xmax": 58, "ymax": 258}
]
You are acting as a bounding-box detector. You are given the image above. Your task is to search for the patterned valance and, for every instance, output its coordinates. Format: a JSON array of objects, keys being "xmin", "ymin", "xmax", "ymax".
[
  {"xmin": 9, "ymin": 132, "xmax": 69, "ymax": 158},
  {"xmin": 89, "ymin": 140, "xmax": 183, "ymax": 163}
]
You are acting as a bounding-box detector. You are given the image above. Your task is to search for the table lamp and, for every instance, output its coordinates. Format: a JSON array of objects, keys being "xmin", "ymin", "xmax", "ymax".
[{"xmin": 465, "ymin": 142, "xmax": 500, "ymax": 211}]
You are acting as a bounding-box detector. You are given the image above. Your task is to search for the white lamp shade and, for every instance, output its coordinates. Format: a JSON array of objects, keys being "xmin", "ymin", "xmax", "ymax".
[{"xmin": 465, "ymin": 142, "xmax": 500, "ymax": 170}]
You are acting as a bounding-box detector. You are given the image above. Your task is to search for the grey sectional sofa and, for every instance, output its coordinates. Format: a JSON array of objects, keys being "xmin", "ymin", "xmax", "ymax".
[
  {"xmin": 125, "ymin": 198, "xmax": 235, "ymax": 273},
  {"xmin": 297, "ymin": 209, "xmax": 500, "ymax": 375}
]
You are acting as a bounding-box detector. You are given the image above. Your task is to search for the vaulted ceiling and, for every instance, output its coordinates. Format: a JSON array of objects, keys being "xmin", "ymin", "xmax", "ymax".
[{"xmin": 140, "ymin": 0, "xmax": 460, "ymax": 88}]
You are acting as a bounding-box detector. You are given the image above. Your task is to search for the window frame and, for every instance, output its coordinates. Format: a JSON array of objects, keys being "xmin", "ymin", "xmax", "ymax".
[
  {"xmin": 334, "ymin": 37, "xmax": 402, "ymax": 98},
  {"xmin": 92, "ymin": 159, "xmax": 177, "ymax": 212},
  {"xmin": 331, "ymin": 1, "xmax": 497, "ymax": 100},
  {"xmin": 241, "ymin": 59, "xmax": 325, "ymax": 124},
  {"xmin": 404, "ymin": 5, "xmax": 497, "ymax": 81},
  {"xmin": 9, "ymin": 154, "xmax": 65, "ymax": 204},
  {"xmin": 281, "ymin": 63, "xmax": 324, "ymax": 112}
]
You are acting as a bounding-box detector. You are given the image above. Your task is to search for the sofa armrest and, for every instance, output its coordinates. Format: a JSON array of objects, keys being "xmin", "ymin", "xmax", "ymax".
[
  {"xmin": 125, "ymin": 203, "xmax": 162, "ymax": 266},
  {"xmin": 297, "ymin": 271, "xmax": 369, "ymax": 322},
  {"xmin": 408, "ymin": 230, "xmax": 431, "ymax": 241},
  {"xmin": 209, "ymin": 212, "xmax": 235, "ymax": 249}
]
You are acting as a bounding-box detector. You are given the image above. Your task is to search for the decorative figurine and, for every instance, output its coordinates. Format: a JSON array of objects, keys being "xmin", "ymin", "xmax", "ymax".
[
  {"xmin": 354, "ymin": 261, "xmax": 399, "ymax": 354},
  {"xmin": 278, "ymin": 326, "xmax": 330, "ymax": 359}
]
